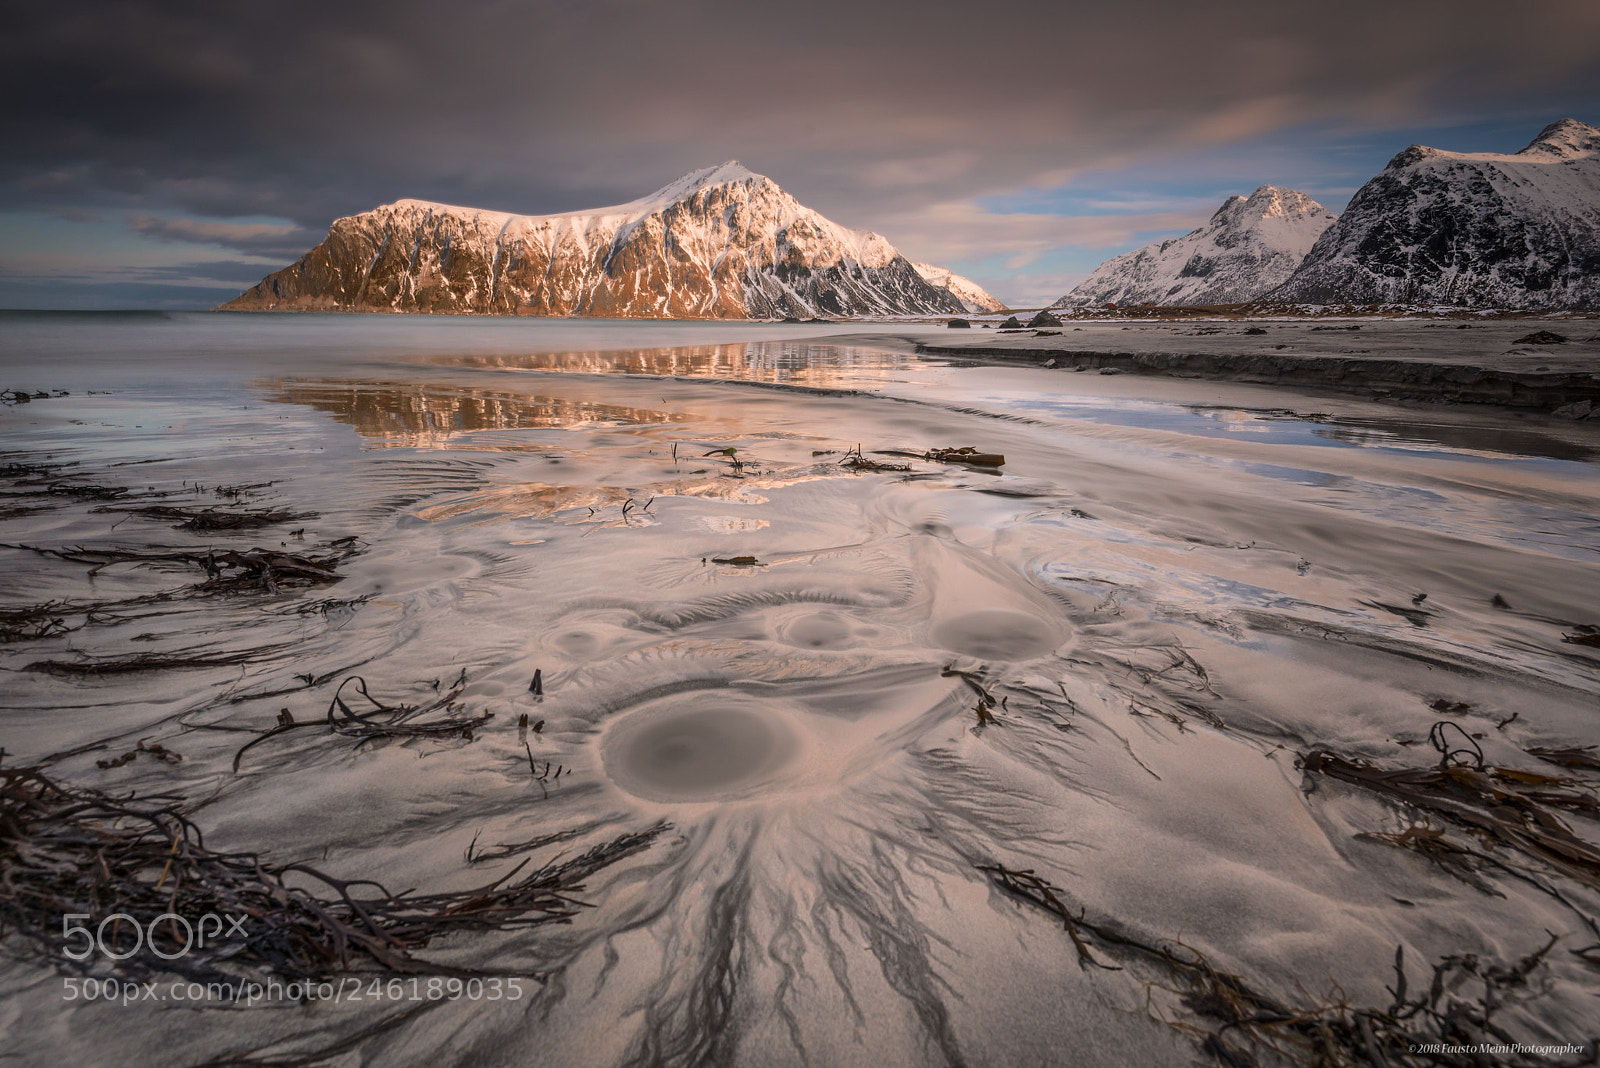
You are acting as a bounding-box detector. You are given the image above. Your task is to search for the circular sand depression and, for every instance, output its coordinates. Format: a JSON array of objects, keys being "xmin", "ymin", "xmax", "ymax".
[
  {"xmin": 770, "ymin": 607, "xmax": 884, "ymax": 651},
  {"xmin": 931, "ymin": 609, "xmax": 1064, "ymax": 661},
  {"xmin": 601, "ymin": 697, "xmax": 801, "ymax": 803}
]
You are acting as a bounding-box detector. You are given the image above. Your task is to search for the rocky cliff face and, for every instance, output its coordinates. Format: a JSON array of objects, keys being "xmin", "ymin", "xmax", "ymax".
[
  {"xmin": 1270, "ymin": 119, "xmax": 1600, "ymax": 309},
  {"xmin": 1052, "ymin": 186, "xmax": 1336, "ymax": 308},
  {"xmin": 223, "ymin": 162, "xmax": 970, "ymax": 318}
]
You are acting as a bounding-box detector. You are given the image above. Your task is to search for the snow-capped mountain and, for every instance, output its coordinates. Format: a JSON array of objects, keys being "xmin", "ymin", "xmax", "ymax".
[
  {"xmin": 910, "ymin": 263, "xmax": 1007, "ymax": 313},
  {"xmin": 1271, "ymin": 119, "xmax": 1600, "ymax": 308},
  {"xmin": 224, "ymin": 162, "xmax": 969, "ymax": 318},
  {"xmin": 1051, "ymin": 186, "xmax": 1336, "ymax": 308}
]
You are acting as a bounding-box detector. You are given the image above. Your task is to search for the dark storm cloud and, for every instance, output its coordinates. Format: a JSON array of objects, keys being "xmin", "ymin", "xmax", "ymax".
[{"xmin": 4, "ymin": 0, "xmax": 1598, "ymax": 235}]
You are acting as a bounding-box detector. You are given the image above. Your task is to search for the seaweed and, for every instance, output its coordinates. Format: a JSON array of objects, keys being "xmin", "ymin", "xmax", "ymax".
[
  {"xmin": 977, "ymin": 865, "xmax": 1114, "ymax": 970},
  {"xmin": 467, "ymin": 826, "xmax": 585, "ymax": 864},
  {"xmin": 702, "ymin": 446, "xmax": 747, "ymax": 475},
  {"xmin": 44, "ymin": 482, "xmax": 137, "ymax": 501},
  {"xmin": 1529, "ymin": 746, "xmax": 1600, "ymax": 773},
  {"xmin": 941, "ymin": 664, "xmax": 1008, "ymax": 729},
  {"xmin": 231, "ymin": 676, "xmax": 491, "ymax": 770},
  {"xmin": 0, "ymin": 589, "xmax": 204, "ymax": 646},
  {"xmin": 1290, "ymin": 727, "xmax": 1600, "ymax": 940},
  {"xmin": 836, "ymin": 445, "xmax": 911, "ymax": 472},
  {"xmin": 96, "ymin": 739, "xmax": 183, "ymax": 770},
  {"xmin": 0, "ymin": 602, "xmax": 76, "ymax": 643},
  {"xmin": 6, "ymin": 540, "xmax": 358, "ymax": 594},
  {"xmin": 0, "ymin": 458, "xmax": 77, "ymax": 479},
  {"xmin": 26, "ymin": 649, "xmax": 268, "ymax": 676},
  {"xmin": 0, "ymin": 766, "xmax": 664, "ymax": 983},
  {"xmin": 1299, "ymin": 747, "xmax": 1600, "ymax": 891},
  {"xmin": 1355, "ymin": 823, "xmax": 1505, "ymax": 896},
  {"xmin": 0, "ymin": 539, "xmax": 358, "ymax": 646},
  {"xmin": 522, "ymin": 743, "xmax": 566, "ymax": 800},
  {"xmin": 93, "ymin": 505, "xmax": 318, "ymax": 532},
  {"xmin": 980, "ymin": 861, "xmax": 1589, "ymax": 1067}
]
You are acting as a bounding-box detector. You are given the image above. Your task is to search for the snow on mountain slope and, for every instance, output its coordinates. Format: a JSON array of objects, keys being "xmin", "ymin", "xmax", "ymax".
[
  {"xmin": 223, "ymin": 163, "xmax": 968, "ymax": 318},
  {"xmin": 1271, "ymin": 119, "xmax": 1600, "ymax": 309},
  {"xmin": 910, "ymin": 263, "xmax": 1007, "ymax": 313},
  {"xmin": 1052, "ymin": 186, "xmax": 1336, "ymax": 308}
]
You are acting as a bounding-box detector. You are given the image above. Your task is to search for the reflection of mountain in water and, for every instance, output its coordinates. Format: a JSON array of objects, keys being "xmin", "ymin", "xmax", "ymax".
[
  {"xmin": 269, "ymin": 380, "xmax": 681, "ymax": 445},
  {"xmin": 442, "ymin": 341, "xmax": 911, "ymax": 386}
]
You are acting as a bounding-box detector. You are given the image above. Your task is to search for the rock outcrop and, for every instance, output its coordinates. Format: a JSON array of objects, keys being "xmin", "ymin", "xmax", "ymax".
[{"xmin": 224, "ymin": 162, "xmax": 974, "ymax": 319}]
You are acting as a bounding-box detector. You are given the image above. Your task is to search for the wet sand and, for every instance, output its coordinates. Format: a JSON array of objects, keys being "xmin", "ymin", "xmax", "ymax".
[
  {"xmin": 914, "ymin": 318, "xmax": 1600, "ymax": 413},
  {"xmin": 2, "ymin": 313, "xmax": 1598, "ymax": 1066}
]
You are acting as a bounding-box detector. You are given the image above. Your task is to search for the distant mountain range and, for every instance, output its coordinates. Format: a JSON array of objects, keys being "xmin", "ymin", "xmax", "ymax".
[
  {"xmin": 1055, "ymin": 118, "xmax": 1600, "ymax": 311},
  {"xmin": 1271, "ymin": 119, "xmax": 1600, "ymax": 308},
  {"xmin": 228, "ymin": 120, "xmax": 1597, "ymax": 318},
  {"xmin": 223, "ymin": 162, "xmax": 1004, "ymax": 319},
  {"xmin": 909, "ymin": 262, "xmax": 1007, "ymax": 314},
  {"xmin": 1052, "ymin": 185, "xmax": 1336, "ymax": 309}
]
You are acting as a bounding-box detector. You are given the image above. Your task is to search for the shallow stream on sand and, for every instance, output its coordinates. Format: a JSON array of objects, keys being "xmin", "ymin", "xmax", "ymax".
[{"xmin": 3, "ymin": 314, "xmax": 1598, "ymax": 1066}]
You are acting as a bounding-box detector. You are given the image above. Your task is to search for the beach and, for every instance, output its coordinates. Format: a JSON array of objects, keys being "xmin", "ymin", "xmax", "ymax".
[
  {"xmin": 916, "ymin": 317, "xmax": 1600, "ymax": 414},
  {"xmin": 3, "ymin": 312, "xmax": 1598, "ymax": 1066}
]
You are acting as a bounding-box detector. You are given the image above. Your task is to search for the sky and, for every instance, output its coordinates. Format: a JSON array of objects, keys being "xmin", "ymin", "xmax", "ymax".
[{"xmin": 2, "ymin": 0, "xmax": 1598, "ymax": 310}]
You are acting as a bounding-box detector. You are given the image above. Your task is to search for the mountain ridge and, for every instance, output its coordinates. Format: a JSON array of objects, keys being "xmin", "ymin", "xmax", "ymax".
[
  {"xmin": 1269, "ymin": 119, "xmax": 1600, "ymax": 308},
  {"xmin": 1051, "ymin": 185, "xmax": 1337, "ymax": 309},
  {"xmin": 910, "ymin": 262, "xmax": 1006, "ymax": 313},
  {"xmin": 224, "ymin": 162, "xmax": 990, "ymax": 319}
]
